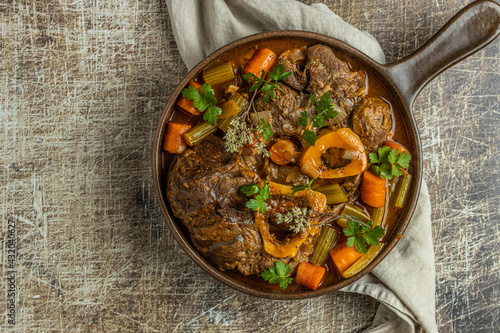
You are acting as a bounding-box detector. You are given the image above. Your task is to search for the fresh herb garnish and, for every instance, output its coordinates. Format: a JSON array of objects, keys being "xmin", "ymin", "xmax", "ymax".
[
  {"xmin": 299, "ymin": 93, "xmax": 339, "ymax": 146},
  {"xmin": 181, "ymin": 83, "xmax": 222, "ymax": 125},
  {"xmin": 261, "ymin": 261, "xmax": 293, "ymax": 291},
  {"xmin": 291, "ymin": 178, "xmax": 316, "ymax": 197},
  {"xmin": 274, "ymin": 208, "xmax": 386, "ymax": 250},
  {"xmin": 225, "ymin": 65, "xmax": 287, "ymax": 156},
  {"xmin": 249, "ymin": 118, "xmax": 273, "ymax": 142},
  {"xmin": 243, "ymin": 64, "xmax": 291, "ymax": 103},
  {"xmin": 275, "ymin": 207, "xmax": 311, "ymax": 234},
  {"xmin": 224, "ymin": 117, "xmax": 272, "ymax": 157},
  {"xmin": 240, "ymin": 181, "xmax": 270, "ymax": 213},
  {"xmin": 343, "ymin": 218, "xmax": 385, "ymax": 254},
  {"xmin": 239, "ymin": 183, "xmax": 260, "ymax": 197},
  {"xmin": 369, "ymin": 146, "xmax": 411, "ymax": 180}
]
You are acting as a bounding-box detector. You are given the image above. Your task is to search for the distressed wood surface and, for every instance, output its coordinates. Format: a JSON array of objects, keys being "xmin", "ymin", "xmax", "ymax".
[{"xmin": 1, "ymin": 0, "xmax": 498, "ymax": 332}]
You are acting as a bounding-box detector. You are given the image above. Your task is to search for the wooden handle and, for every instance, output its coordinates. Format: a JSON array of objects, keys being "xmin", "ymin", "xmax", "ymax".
[{"xmin": 383, "ymin": 0, "xmax": 500, "ymax": 107}]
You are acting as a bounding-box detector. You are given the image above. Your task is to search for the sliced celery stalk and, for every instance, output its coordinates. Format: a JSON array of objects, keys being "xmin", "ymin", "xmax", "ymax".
[
  {"xmin": 372, "ymin": 206, "xmax": 385, "ymax": 228},
  {"xmin": 341, "ymin": 243, "xmax": 385, "ymax": 278},
  {"xmin": 217, "ymin": 93, "xmax": 248, "ymax": 133},
  {"xmin": 394, "ymin": 174, "xmax": 412, "ymax": 208},
  {"xmin": 184, "ymin": 121, "xmax": 217, "ymax": 146},
  {"xmin": 203, "ymin": 62, "xmax": 235, "ymax": 86},
  {"xmin": 315, "ymin": 184, "xmax": 348, "ymax": 204},
  {"xmin": 219, "ymin": 100, "xmax": 239, "ymax": 119},
  {"xmin": 387, "ymin": 176, "xmax": 400, "ymax": 207},
  {"xmin": 250, "ymin": 111, "xmax": 273, "ymax": 124},
  {"xmin": 337, "ymin": 204, "xmax": 370, "ymax": 229},
  {"xmin": 309, "ymin": 226, "xmax": 339, "ymax": 266}
]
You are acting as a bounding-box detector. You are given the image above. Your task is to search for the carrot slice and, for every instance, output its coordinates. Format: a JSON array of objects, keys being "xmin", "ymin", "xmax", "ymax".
[
  {"xmin": 177, "ymin": 80, "xmax": 202, "ymax": 116},
  {"xmin": 163, "ymin": 122, "xmax": 192, "ymax": 154},
  {"xmin": 295, "ymin": 262, "xmax": 326, "ymax": 290},
  {"xmin": 384, "ymin": 140, "xmax": 410, "ymax": 155},
  {"xmin": 360, "ymin": 170, "xmax": 387, "ymax": 207},
  {"xmin": 243, "ymin": 48, "xmax": 277, "ymax": 80},
  {"xmin": 330, "ymin": 239, "xmax": 364, "ymax": 274}
]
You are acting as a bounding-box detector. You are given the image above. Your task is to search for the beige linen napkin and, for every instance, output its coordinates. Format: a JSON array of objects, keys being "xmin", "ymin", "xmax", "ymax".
[{"xmin": 165, "ymin": 1, "xmax": 437, "ymax": 332}]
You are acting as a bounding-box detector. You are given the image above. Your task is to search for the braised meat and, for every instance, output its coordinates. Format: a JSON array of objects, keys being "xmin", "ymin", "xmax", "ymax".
[
  {"xmin": 305, "ymin": 44, "xmax": 366, "ymax": 125},
  {"xmin": 254, "ymin": 82, "xmax": 313, "ymax": 138},
  {"xmin": 351, "ymin": 97, "xmax": 392, "ymax": 151},
  {"xmin": 275, "ymin": 47, "xmax": 308, "ymax": 91},
  {"xmin": 167, "ymin": 137, "xmax": 265, "ymax": 274},
  {"xmin": 306, "ymin": 44, "xmax": 365, "ymax": 99}
]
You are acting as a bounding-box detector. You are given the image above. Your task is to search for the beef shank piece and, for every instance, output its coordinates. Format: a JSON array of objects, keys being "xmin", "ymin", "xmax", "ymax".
[
  {"xmin": 305, "ymin": 44, "xmax": 366, "ymax": 125},
  {"xmin": 254, "ymin": 82, "xmax": 313, "ymax": 138},
  {"xmin": 168, "ymin": 136, "xmax": 265, "ymax": 274},
  {"xmin": 275, "ymin": 47, "xmax": 308, "ymax": 91},
  {"xmin": 351, "ymin": 97, "xmax": 393, "ymax": 151}
]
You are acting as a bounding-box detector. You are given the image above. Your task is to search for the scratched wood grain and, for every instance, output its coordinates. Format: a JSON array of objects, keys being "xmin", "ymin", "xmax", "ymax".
[{"xmin": 0, "ymin": 0, "xmax": 498, "ymax": 332}]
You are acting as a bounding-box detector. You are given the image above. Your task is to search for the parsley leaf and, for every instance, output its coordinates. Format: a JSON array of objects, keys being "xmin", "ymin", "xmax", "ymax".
[
  {"xmin": 181, "ymin": 83, "xmax": 222, "ymax": 125},
  {"xmin": 242, "ymin": 64, "xmax": 291, "ymax": 104},
  {"xmin": 299, "ymin": 93, "xmax": 339, "ymax": 146},
  {"xmin": 291, "ymin": 179, "xmax": 316, "ymax": 197},
  {"xmin": 246, "ymin": 198, "xmax": 267, "ymax": 213},
  {"xmin": 314, "ymin": 93, "xmax": 339, "ymax": 121},
  {"xmin": 312, "ymin": 114, "xmax": 326, "ymax": 128},
  {"xmin": 269, "ymin": 64, "xmax": 291, "ymax": 82},
  {"xmin": 346, "ymin": 233, "xmax": 369, "ymax": 254},
  {"xmin": 246, "ymin": 71, "xmax": 264, "ymax": 92},
  {"xmin": 364, "ymin": 225, "xmax": 385, "ymax": 246},
  {"xmin": 259, "ymin": 118, "xmax": 273, "ymax": 142},
  {"xmin": 397, "ymin": 152, "xmax": 411, "ymax": 169},
  {"xmin": 261, "ymin": 261, "xmax": 293, "ymax": 291},
  {"xmin": 309, "ymin": 93, "xmax": 317, "ymax": 105},
  {"xmin": 242, "ymin": 181, "xmax": 270, "ymax": 214},
  {"xmin": 200, "ymin": 83, "xmax": 217, "ymax": 105},
  {"xmin": 391, "ymin": 164, "xmax": 404, "ymax": 178},
  {"xmin": 369, "ymin": 146, "xmax": 411, "ymax": 180},
  {"xmin": 303, "ymin": 130, "xmax": 317, "ymax": 146},
  {"xmin": 387, "ymin": 148, "xmax": 399, "ymax": 165},
  {"xmin": 240, "ymin": 184, "xmax": 260, "ymax": 197},
  {"xmin": 379, "ymin": 163, "xmax": 392, "ymax": 180},
  {"xmin": 343, "ymin": 219, "xmax": 385, "ymax": 254},
  {"xmin": 298, "ymin": 111, "xmax": 309, "ymax": 127},
  {"xmin": 204, "ymin": 105, "xmax": 222, "ymax": 125}
]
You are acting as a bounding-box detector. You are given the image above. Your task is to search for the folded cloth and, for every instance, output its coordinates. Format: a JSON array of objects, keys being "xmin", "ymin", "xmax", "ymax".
[{"xmin": 165, "ymin": 1, "xmax": 437, "ymax": 332}]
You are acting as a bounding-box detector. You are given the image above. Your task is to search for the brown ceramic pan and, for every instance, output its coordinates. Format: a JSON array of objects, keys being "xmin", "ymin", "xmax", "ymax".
[{"xmin": 153, "ymin": 0, "xmax": 500, "ymax": 299}]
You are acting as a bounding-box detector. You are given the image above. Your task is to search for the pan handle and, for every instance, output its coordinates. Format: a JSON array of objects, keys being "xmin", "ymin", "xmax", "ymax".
[{"xmin": 383, "ymin": 0, "xmax": 500, "ymax": 107}]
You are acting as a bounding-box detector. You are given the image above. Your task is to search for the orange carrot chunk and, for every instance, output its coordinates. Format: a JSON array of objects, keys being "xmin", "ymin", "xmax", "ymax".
[
  {"xmin": 384, "ymin": 140, "xmax": 410, "ymax": 155},
  {"xmin": 163, "ymin": 122, "xmax": 192, "ymax": 154},
  {"xmin": 295, "ymin": 262, "xmax": 326, "ymax": 291},
  {"xmin": 177, "ymin": 80, "xmax": 202, "ymax": 116},
  {"xmin": 330, "ymin": 240, "xmax": 364, "ymax": 274},
  {"xmin": 243, "ymin": 48, "xmax": 277, "ymax": 80},
  {"xmin": 360, "ymin": 170, "xmax": 387, "ymax": 207}
]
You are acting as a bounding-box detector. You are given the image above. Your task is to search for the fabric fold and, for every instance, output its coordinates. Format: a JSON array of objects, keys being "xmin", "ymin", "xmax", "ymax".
[
  {"xmin": 165, "ymin": 0, "xmax": 385, "ymax": 69},
  {"xmin": 165, "ymin": 1, "xmax": 437, "ymax": 332}
]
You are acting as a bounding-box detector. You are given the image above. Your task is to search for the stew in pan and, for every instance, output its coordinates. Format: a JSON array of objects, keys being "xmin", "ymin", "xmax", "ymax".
[{"xmin": 162, "ymin": 39, "xmax": 413, "ymax": 291}]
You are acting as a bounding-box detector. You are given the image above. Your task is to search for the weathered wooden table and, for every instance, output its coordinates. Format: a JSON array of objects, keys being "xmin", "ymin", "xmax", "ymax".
[{"xmin": 1, "ymin": 0, "xmax": 498, "ymax": 332}]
